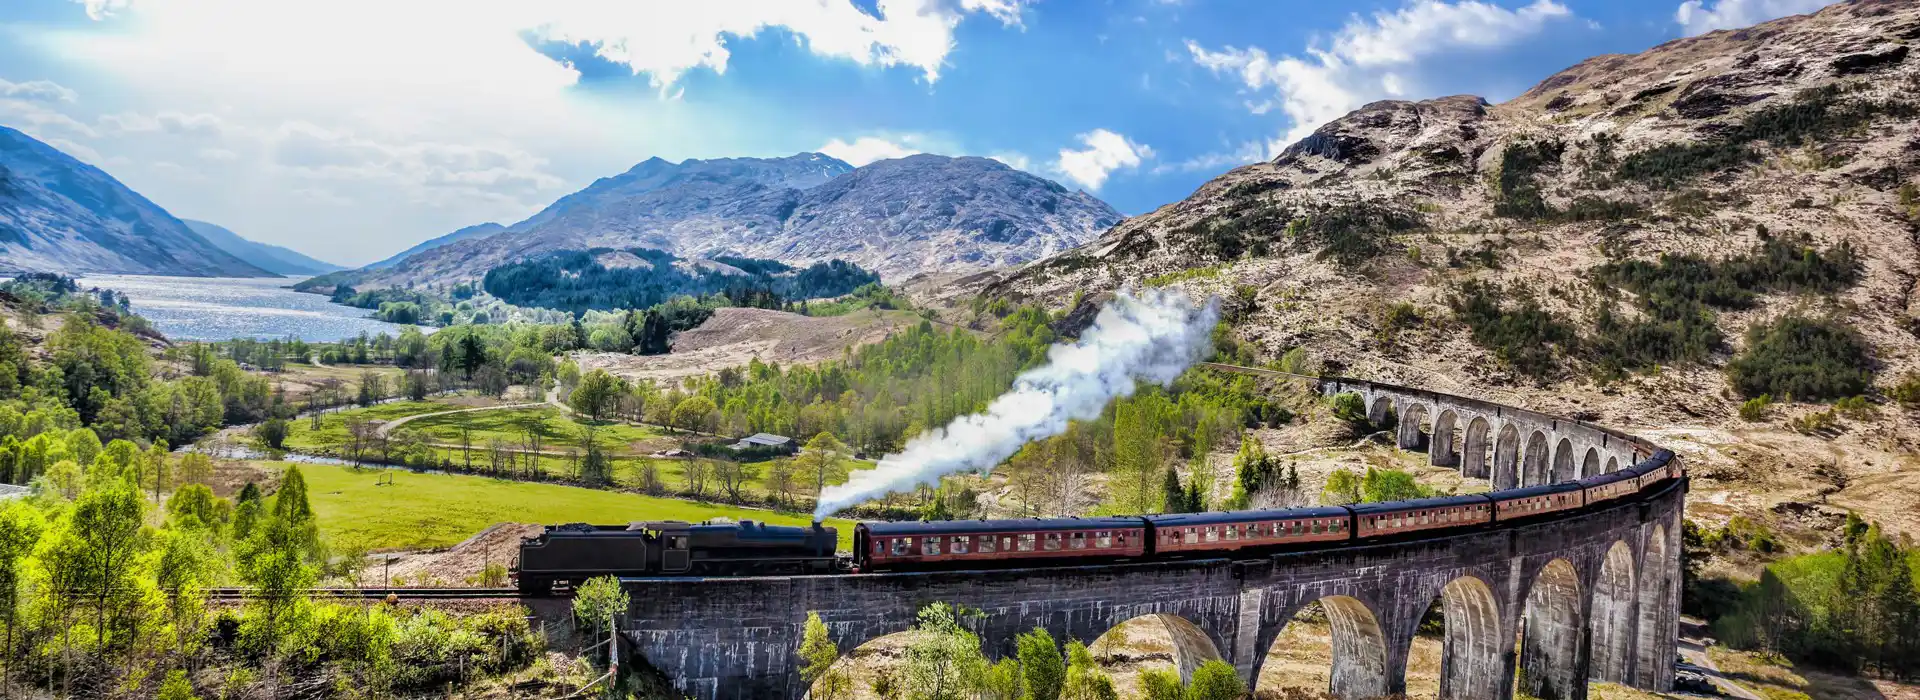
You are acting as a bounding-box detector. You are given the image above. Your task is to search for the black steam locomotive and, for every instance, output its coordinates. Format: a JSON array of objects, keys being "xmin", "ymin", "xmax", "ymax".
[{"xmin": 512, "ymin": 519, "xmax": 839, "ymax": 594}]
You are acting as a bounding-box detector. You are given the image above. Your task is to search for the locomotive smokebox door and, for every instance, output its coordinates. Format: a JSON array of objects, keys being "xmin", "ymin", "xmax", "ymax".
[{"xmin": 661, "ymin": 532, "xmax": 691, "ymax": 573}]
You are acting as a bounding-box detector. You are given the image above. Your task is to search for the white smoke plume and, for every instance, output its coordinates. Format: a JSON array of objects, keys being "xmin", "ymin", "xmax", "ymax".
[{"xmin": 813, "ymin": 288, "xmax": 1220, "ymax": 520}]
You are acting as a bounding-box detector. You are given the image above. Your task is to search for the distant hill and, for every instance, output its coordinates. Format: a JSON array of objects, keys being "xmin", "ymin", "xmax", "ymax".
[
  {"xmin": 365, "ymin": 221, "xmax": 505, "ymax": 270},
  {"xmin": 183, "ymin": 219, "xmax": 342, "ymax": 276},
  {"xmin": 0, "ymin": 126, "xmax": 271, "ymax": 277},
  {"xmin": 314, "ymin": 152, "xmax": 1120, "ymax": 291}
]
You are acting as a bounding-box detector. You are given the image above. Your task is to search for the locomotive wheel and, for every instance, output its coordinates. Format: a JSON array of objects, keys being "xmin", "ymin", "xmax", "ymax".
[{"xmin": 516, "ymin": 577, "xmax": 552, "ymax": 596}]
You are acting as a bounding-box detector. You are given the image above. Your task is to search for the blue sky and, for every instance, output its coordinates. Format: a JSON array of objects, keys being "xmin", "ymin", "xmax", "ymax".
[{"xmin": 0, "ymin": 0, "xmax": 1837, "ymax": 266}]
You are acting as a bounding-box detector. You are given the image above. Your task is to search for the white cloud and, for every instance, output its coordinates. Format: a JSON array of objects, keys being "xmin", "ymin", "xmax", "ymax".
[
  {"xmin": 989, "ymin": 152, "xmax": 1032, "ymax": 172},
  {"xmin": 0, "ymin": 99, "xmax": 100, "ymax": 138},
  {"xmin": 0, "ymin": 78, "xmax": 78, "ymax": 103},
  {"xmin": 1052, "ymin": 129, "xmax": 1152, "ymax": 191},
  {"xmin": 100, "ymin": 110, "xmax": 226, "ymax": 137},
  {"xmin": 1188, "ymin": 0, "xmax": 1574, "ymax": 157},
  {"xmin": 819, "ymin": 136, "xmax": 922, "ymax": 166},
  {"xmin": 34, "ymin": 0, "xmax": 1028, "ymax": 264},
  {"xmin": 1150, "ymin": 141, "xmax": 1267, "ymax": 176},
  {"xmin": 1674, "ymin": 0, "xmax": 1835, "ymax": 36}
]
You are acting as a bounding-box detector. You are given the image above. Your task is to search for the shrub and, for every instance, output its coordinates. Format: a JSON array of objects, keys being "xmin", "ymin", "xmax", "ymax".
[
  {"xmin": 1447, "ymin": 281, "xmax": 1576, "ymax": 379},
  {"xmin": 1727, "ymin": 316, "xmax": 1874, "ymax": 401},
  {"xmin": 1183, "ymin": 660, "xmax": 1247, "ymax": 700},
  {"xmin": 1617, "ymin": 84, "xmax": 1917, "ymax": 188},
  {"xmin": 1739, "ymin": 394, "xmax": 1773, "ymax": 422},
  {"xmin": 1889, "ymin": 372, "xmax": 1920, "ymax": 407}
]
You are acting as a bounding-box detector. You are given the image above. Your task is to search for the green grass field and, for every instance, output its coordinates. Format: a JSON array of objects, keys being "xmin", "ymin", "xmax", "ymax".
[
  {"xmin": 283, "ymin": 400, "xmax": 461, "ymax": 452},
  {"xmin": 400, "ymin": 406, "xmax": 666, "ymax": 451},
  {"xmin": 292, "ymin": 461, "xmax": 855, "ymax": 552}
]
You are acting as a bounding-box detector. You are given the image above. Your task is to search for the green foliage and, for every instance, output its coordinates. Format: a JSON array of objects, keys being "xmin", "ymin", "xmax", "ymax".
[
  {"xmin": 482, "ymin": 247, "xmax": 880, "ymax": 315},
  {"xmin": 572, "ymin": 575, "xmax": 629, "ymax": 638},
  {"xmin": 1588, "ymin": 231, "xmax": 1860, "ymax": 377},
  {"xmin": 1447, "ymin": 281, "xmax": 1576, "ymax": 379},
  {"xmin": 902, "ymin": 602, "xmax": 987, "ymax": 700},
  {"xmin": 799, "ymin": 611, "xmax": 852, "ymax": 700},
  {"xmin": 1360, "ymin": 467, "xmax": 1433, "ymax": 503},
  {"xmin": 253, "ymin": 417, "xmax": 290, "ymax": 450},
  {"xmin": 1617, "ymin": 84, "xmax": 1918, "ymax": 188},
  {"xmin": 1727, "ymin": 316, "xmax": 1875, "ymax": 401},
  {"xmin": 1017, "ymin": 627, "xmax": 1065, "ymax": 700},
  {"xmin": 158, "ymin": 669, "xmax": 200, "ymax": 700},
  {"xmin": 1492, "ymin": 139, "xmax": 1566, "ymax": 220},
  {"xmin": 1891, "ymin": 372, "xmax": 1920, "ymax": 408},
  {"xmin": 1711, "ymin": 519, "xmax": 1920, "ymax": 677},
  {"xmin": 1175, "ymin": 198, "xmax": 1423, "ymax": 266},
  {"xmin": 1139, "ymin": 668, "xmax": 1183, "ymax": 700},
  {"xmin": 1228, "ymin": 435, "xmax": 1295, "ymax": 509},
  {"xmin": 568, "ymin": 369, "xmax": 626, "ymax": 422},
  {"xmin": 1059, "ymin": 640, "xmax": 1117, "ymax": 700},
  {"xmin": 1740, "ymin": 394, "xmax": 1774, "ymax": 422},
  {"xmin": 1322, "ymin": 468, "xmax": 1363, "ymax": 506},
  {"xmin": 1329, "ymin": 392, "xmax": 1367, "ymax": 425},
  {"xmin": 1182, "ymin": 660, "xmax": 1246, "ymax": 700}
]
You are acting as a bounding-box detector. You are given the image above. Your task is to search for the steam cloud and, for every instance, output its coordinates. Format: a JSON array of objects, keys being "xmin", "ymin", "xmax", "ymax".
[{"xmin": 813, "ymin": 288, "xmax": 1220, "ymax": 521}]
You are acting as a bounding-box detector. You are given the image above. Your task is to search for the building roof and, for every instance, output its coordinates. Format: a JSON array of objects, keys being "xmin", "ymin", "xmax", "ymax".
[{"xmin": 736, "ymin": 433, "xmax": 792, "ymax": 447}]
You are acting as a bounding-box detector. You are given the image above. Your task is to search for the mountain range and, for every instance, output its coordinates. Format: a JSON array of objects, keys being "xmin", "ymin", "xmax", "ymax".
[
  {"xmin": 309, "ymin": 151, "xmax": 1120, "ymax": 290},
  {"xmin": 182, "ymin": 219, "xmax": 343, "ymax": 276},
  {"xmin": 0, "ymin": 126, "xmax": 271, "ymax": 277}
]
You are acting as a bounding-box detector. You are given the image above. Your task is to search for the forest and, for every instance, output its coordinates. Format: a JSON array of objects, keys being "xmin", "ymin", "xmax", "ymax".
[
  {"xmin": 480, "ymin": 248, "xmax": 880, "ymax": 316},
  {"xmin": 1700, "ymin": 514, "xmax": 1920, "ymax": 680}
]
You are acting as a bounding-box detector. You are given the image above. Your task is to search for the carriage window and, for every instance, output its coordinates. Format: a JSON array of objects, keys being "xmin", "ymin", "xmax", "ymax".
[
  {"xmin": 952, "ymin": 536, "xmax": 969, "ymax": 555},
  {"xmin": 1043, "ymin": 533, "xmax": 1062, "ymax": 551},
  {"xmin": 1018, "ymin": 534, "xmax": 1036, "ymax": 551},
  {"xmin": 1117, "ymin": 531, "xmax": 1129, "ymax": 547},
  {"xmin": 978, "ymin": 536, "xmax": 996, "ymax": 554},
  {"xmin": 1312, "ymin": 520, "xmax": 1323, "ymax": 534},
  {"xmin": 1070, "ymin": 532, "xmax": 1087, "ymax": 550},
  {"xmin": 1003, "ymin": 536, "xmax": 1015, "ymax": 552},
  {"xmin": 1225, "ymin": 526, "xmax": 1239, "ymax": 541},
  {"xmin": 1204, "ymin": 527, "xmax": 1218, "ymax": 543},
  {"xmin": 1097, "ymin": 531, "xmax": 1112, "ymax": 548},
  {"xmin": 923, "ymin": 537, "xmax": 942, "ymax": 556},
  {"xmin": 1181, "ymin": 528, "xmax": 1197, "ymax": 544},
  {"xmin": 892, "ymin": 539, "xmax": 911, "ymax": 556},
  {"xmin": 873, "ymin": 539, "xmax": 885, "ymax": 554}
]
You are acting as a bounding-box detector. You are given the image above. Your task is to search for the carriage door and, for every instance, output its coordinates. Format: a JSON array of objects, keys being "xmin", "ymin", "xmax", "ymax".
[{"xmin": 661, "ymin": 534, "xmax": 691, "ymax": 573}]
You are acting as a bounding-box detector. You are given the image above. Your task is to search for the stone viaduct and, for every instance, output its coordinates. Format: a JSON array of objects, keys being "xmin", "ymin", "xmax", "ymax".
[{"xmin": 620, "ymin": 371, "xmax": 1686, "ymax": 700}]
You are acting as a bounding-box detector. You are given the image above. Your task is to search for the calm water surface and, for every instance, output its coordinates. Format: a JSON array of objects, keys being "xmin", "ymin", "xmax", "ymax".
[{"xmin": 77, "ymin": 274, "xmax": 421, "ymax": 342}]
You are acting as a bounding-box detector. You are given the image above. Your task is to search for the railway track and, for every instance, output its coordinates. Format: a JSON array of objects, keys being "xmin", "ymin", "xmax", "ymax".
[{"xmin": 205, "ymin": 587, "xmax": 527, "ymax": 601}]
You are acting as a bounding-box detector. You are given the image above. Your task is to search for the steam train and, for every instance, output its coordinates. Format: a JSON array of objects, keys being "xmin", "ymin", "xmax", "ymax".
[{"xmin": 513, "ymin": 449, "xmax": 1680, "ymax": 592}]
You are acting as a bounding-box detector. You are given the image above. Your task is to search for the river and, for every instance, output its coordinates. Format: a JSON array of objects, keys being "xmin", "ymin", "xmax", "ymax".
[{"xmin": 76, "ymin": 274, "xmax": 422, "ymax": 343}]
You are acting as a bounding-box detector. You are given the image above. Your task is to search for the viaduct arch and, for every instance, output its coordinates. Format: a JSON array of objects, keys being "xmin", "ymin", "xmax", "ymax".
[{"xmin": 620, "ymin": 373, "xmax": 1686, "ymax": 700}]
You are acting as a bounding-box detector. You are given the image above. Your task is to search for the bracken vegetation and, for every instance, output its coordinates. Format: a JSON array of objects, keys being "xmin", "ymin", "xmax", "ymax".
[
  {"xmin": 1617, "ymin": 84, "xmax": 1917, "ymax": 188},
  {"xmin": 1726, "ymin": 315, "xmax": 1875, "ymax": 402},
  {"xmin": 1177, "ymin": 198, "xmax": 1423, "ymax": 267},
  {"xmin": 1445, "ymin": 280, "xmax": 1579, "ymax": 380},
  {"xmin": 1587, "ymin": 229, "xmax": 1860, "ymax": 377}
]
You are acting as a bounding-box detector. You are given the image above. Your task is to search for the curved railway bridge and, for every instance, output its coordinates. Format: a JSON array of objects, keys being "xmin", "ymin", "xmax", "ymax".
[{"xmin": 620, "ymin": 370, "xmax": 1686, "ymax": 700}]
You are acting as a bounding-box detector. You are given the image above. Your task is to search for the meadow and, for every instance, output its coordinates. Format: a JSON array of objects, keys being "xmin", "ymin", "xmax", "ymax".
[{"xmin": 295, "ymin": 461, "xmax": 856, "ymax": 551}]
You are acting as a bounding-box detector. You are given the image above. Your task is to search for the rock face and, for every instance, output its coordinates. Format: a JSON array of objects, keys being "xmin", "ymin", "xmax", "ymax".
[
  {"xmin": 342, "ymin": 152, "xmax": 1119, "ymax": 288},
  {"xmin": 973, "ymin": 0, "xmax": 1920, "ymax": 428},
  {"xmin": 183, "ymin": 220, "xmax": 342, "ymax": 276},
  {"xmin": 0, "ymin": 126, "xmax": 271, "ymax": 277}
]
